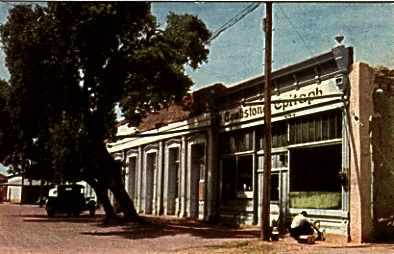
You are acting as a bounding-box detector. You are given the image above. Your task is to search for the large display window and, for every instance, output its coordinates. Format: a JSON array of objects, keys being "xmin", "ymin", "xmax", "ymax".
[
  {"xmin": 222, "ymin": 155, "xmax": 253, "ymax": 203},
  {"xmin": 290, "ymin": 144, "xmax": 342, "ymax": 209}
]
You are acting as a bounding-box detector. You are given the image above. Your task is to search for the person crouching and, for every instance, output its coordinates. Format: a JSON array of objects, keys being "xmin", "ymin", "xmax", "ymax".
[{"xmin": 289, "ymin": 211, "xmax": 322, "ymax": 240}]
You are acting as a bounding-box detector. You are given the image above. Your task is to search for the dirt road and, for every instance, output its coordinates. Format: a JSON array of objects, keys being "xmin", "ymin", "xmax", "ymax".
[{"xmin": 1, "ymin": 203, "xmax": 394, "ymax": 253}]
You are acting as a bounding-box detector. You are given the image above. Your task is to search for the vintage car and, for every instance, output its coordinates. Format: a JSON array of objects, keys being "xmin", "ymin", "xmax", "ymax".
[{"xmin": 45, "ymin": 184, "xmax": 96, "ymax": 217}]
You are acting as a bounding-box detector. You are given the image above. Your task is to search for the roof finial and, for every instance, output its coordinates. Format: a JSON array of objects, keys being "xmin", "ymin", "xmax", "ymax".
[{"xmin": 335, "ymin": 35, "xmax": 344, "ymax": 45}]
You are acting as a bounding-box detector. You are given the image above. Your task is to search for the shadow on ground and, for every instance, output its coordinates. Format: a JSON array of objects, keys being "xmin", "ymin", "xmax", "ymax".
[
  {"xmin": 15, "ymin": 207, "xmax": 394, "ymax": 252},
  {"xmin": 17, "ymin": 209, "xmax": 260, "ymax": 240},
  {"xmin": 21, "ymin": 213, "xmax": 106, "ymax": 223},
  {"xmin": 80, "ymin": 215, "xmax": 261, "ymax": 240}
]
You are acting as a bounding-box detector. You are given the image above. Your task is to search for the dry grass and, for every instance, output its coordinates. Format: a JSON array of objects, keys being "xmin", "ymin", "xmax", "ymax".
[{"xmin": 176, "ymin": 240, "xmax": 277, "ymax": 253}]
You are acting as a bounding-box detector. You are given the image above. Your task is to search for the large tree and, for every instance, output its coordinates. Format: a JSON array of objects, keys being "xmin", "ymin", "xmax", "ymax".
[{"xmin": 0, "ymin": 2, "xmax": 211, "ymax": 222}]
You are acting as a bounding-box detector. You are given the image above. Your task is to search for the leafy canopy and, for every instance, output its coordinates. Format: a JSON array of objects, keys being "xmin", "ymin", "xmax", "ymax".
[{"xmin": 0, "ymin": 2, "xmax": 211, "ymax": 180}]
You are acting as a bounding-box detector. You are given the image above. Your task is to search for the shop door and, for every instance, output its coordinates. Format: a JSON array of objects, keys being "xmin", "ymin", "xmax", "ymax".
[
  {"xmin": 127, "ymin": 157, "xmax": 137, "ymax": 200},
  {"xmin": 190, "ymin": 144, "xmax": 205, "ymax": 218},
  {"xmin": 270, "ymin": 173, "xmax": 280, "ymax": 227},
  {"xmin": 167, "ymin": 148, "xmax": 179, "ymax": 215},
  {"xmin": 258, "ymin": 153, "xmax": 288, "ymax": 227},
  {"xmin": 145, "ymin": 152, "xmax": 156, "ymax": 214}
]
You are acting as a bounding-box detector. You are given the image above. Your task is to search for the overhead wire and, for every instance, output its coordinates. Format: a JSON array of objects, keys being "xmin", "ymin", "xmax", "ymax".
[
  {"xmin": 276, "ymin": 4, "xmax": 315, "ymax": 60},
  {"xmin": 193, "ymin": 2, "xmax": 262, "ymax": 84},
  {"xmin": 198, "ymin": 68, "xmax": 237, "ymax": 81},
  {"xmin": 241, "ymin": 2, "xmax": 264, "ymax": 80},
  {"xmin": 208, "ymin": 2, "xmax": 261, "ymax": 43},
  {"xmin": 214, "ymin": 3, "xmax": 260, "ymax": 31},
  {"xmin": 276, "ymin": 3, "xmax": 326, "ymax": 73}
]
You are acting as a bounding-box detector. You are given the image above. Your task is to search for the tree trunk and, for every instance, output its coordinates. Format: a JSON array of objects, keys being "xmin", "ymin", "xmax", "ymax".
[
  {"xmin": 92, "ymin": 138, "xmax": 142, "ymax": 223},
  {"xmin": 81, "ymin": 79, "xmax": 142, "ymax": 223},
  {"xmin": 106, "ymin": 166, "xmax": 142, "ymax": 222},
  {"xmin": 84, "ymin": 177, "xmax": 120, "ymax": 223}
]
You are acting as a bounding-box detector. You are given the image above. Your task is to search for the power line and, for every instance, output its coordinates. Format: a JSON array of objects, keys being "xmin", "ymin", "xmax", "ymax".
[
  {"xmin": 197, "ymin": 69, "xmax": 236, "ymax": 81},
  {"xmin": 276, "ymin": 3, "xmax": 326, "ymax": 74},
  {"xmin": 213, "ymin": 3, "xmax": 259, "ymax": 33},
  {"xmin": 241, "ymin": 3, "xmax": 265, "ymax": 81},
  {"xmin": 276, "ymin": 4, "xmax": 316, "ymax": 59},
  {"xmin": 208, "ymin": 2, "xmax": 261, "ymax": 43}
]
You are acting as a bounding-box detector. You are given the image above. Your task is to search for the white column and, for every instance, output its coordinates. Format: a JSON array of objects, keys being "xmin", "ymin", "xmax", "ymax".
[
  {"xmin": 137, "ymin": 146, "xmax": 143, "ymax": 213},
  {"xmin": 180, "ymin": 136, "xmax": 187, "ymax": 217},
  {"xmin": 156, "ymin": 141, "xmax": 164, "ymax": 215}
]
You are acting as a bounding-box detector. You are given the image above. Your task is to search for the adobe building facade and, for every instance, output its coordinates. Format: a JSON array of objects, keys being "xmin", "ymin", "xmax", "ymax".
[{"xmin": 107, "ymin": 45, "xmax": 394, "ymax": 243}]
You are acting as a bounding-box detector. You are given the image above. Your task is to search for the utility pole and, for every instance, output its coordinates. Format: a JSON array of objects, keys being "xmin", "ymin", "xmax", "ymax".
[{"xmin": 261, "ymin": 2, "xmax": 272, "ymax": 241}]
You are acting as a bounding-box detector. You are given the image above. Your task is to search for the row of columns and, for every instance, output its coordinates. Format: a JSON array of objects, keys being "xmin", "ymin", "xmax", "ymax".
[{"xmin": 120, "ymin": 131, "xmax": 218, "ymax": 221}]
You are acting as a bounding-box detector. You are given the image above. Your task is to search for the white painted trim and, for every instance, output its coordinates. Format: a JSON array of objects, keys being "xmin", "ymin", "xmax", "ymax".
[
  {"xmin": 165, "ymin": 139, "xmax": 181, "ymax": 149},
  {"xmin": 287, "ymin": 138, "xmax": 342, "ymax": 149},
  {"xmin": 126, "ymin": 149, "xmax": 138, "ymax": 157},
  {"xmin": 144, "ymin": 144, "xmax": 159, "ymax": 154},
  {"xmin": 113, "ymin": 152, "xmax": 123, "ymax": 161}
]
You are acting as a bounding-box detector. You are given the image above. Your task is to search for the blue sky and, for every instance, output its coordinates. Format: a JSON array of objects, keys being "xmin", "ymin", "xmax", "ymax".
[
  {"xmin": 151, "ymin": 2, "xmax": 394, "ymax": 90},
  {"xmin": 0, "ymin": 2, "xmax": 394, "ymax": 175},
  {"xmin": 1, "ymin": 2, "xmax": 394, "ymax": 88}
]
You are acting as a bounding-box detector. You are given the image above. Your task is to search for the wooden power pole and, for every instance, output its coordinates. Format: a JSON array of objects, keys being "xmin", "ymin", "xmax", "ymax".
[{"xmin": 261, "ymin": 2, "xmax": 272, "ymax": 241}]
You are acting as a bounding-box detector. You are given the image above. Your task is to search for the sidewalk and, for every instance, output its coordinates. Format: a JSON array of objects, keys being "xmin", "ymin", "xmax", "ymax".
[{"xmin": 141, "ymin": 214, "xmax": 394, "ymax": 253}]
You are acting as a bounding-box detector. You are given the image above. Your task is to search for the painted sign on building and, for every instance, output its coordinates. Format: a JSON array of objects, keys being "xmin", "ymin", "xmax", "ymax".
[{"xmin": 220, "ymin": 79, "xmax": 342, "ymax": 126}]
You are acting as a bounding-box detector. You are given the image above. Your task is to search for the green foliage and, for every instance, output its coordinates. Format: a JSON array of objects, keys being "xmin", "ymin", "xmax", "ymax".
[
  {"xmin": 48, "ymin": 114, "xmax": 85, "ymax": 182},
  {"xmin": 0, "ymin": 2, "xmax": 211, "ymax": 182},
  {"xmin": 165, "ymin": 12, "xmax": 211, "ymax": 69},
  {"xmin": 0, "ymin": 79, "xmax": 15, "ymax": 166},
  {"xmin": 119, "ymin": 10, "xmax": 211, "ymax": 125}
]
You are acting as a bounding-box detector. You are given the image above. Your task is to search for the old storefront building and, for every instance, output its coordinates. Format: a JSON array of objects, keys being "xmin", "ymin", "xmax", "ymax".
[
  {"xmin": 108, "ymin": 44, "xmax": 394, "ymax": 243},
  {"xmin": 215, "ymin": 45, "xmax": 351, "ymax": 234}
]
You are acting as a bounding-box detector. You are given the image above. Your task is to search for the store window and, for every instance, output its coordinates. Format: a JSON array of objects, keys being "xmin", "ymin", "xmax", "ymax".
[
  {"xmin": 222, "ymin": 155, "xmax": 253, "ymax": 202},
  {"xmin": 271, "ymin": 174, "xmax": 279, "ymax": 202},
  {"xmin": 258, "ymin": 120, "xmax": 287, "ymax": 150},
  {"xmin": 258, "ymin": 153, "xmax": 287, "ymax": 202},
  {"xmin": 237, "ymin": 156, "xmax": 253, "ymax": 193},
  {"xmin": 289, "ymin": 109, "xmax": 342, "ymax": 144},
  {"xmin": 220, "ymin": 128, "xmax": 254, "ymax": 154},
  {"xmin": 259, "ymin": 153, "xmax": 288, "ymax": 170},
  {"xmin": 290, "ymin": 145, "xmax": 342, "ymax": 209}
]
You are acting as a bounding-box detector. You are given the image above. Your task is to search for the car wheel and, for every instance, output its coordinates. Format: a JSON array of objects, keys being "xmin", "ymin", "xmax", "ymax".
[
  {"xmin": 47, "ymin": 210, "xmax": 55, "ymax": 218},
  {"xmin": 89, "ymin": 208, "xmax": 95, "ymax": 217}
]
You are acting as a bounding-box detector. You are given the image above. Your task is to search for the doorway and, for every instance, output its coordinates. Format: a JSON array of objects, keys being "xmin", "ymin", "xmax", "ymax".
[{"xmin": 190, "ymin": 144, "xmax": 205, "ymax": 218}]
